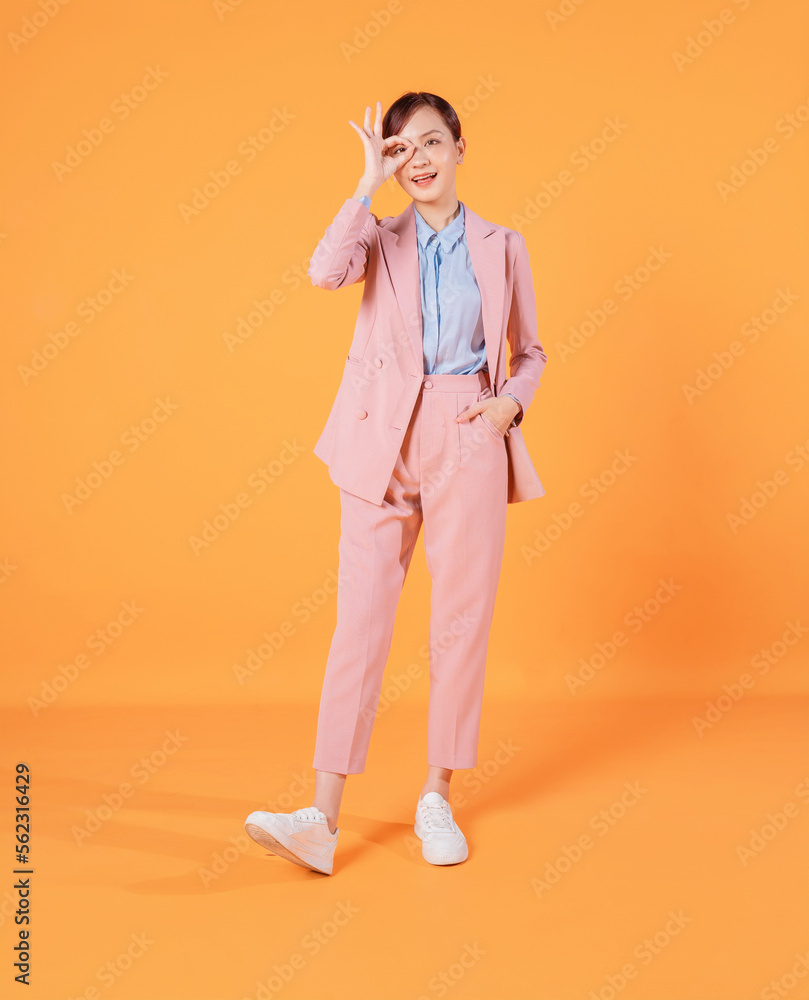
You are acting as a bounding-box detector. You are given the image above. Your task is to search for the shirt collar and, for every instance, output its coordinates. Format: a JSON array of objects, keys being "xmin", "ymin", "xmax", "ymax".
[{"xmin": 414, "ymin": 201, "xmax": 465, "ymax": 253}]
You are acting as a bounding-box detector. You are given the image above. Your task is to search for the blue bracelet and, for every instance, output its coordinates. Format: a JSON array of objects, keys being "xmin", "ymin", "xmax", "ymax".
[{"xmin": 503, "ymin": 392, "xmax": 523, "ymax": 426}]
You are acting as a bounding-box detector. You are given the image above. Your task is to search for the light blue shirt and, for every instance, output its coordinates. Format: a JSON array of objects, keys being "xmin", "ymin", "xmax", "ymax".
[
  {"xmin": 354, "ymin": 195, "xmax": 522, "ymax": 420},
  {"xmin": 413, "ymin": 202, "xmax": 487, "ymax": 376}
]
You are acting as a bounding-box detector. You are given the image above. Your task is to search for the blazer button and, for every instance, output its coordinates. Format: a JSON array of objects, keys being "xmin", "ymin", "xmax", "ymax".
[
  {"xmin": 356, "ymin": 409, "xmax": 367, "ymax": 419},
  {"xmin": 374, "ymin": 357, "xmax": 383, "ymax": 367}
]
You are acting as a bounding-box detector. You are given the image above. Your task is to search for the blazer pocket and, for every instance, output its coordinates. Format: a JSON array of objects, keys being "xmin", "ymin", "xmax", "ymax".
[{"xmin": 346, "ymin": 353, "xmax": 365, "ymax": 365}]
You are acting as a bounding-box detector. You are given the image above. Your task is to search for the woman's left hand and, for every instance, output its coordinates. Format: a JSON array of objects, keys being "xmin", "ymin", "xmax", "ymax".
[{"xmin": 456, "ymin": 395, "xmax": 521, "ymax": 435}]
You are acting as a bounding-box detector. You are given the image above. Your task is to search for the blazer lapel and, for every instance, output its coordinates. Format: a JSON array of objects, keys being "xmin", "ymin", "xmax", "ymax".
[
  {"xmin": 378, "ymin": 200, "xmax": 506, "ymax": 386},
  {"xmin": 463, "ymin": 201, "xmax": 505, "ymax": 390}
]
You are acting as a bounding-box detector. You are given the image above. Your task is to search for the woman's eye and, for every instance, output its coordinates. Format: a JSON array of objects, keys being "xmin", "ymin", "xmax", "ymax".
[{"xmin": 392, "ymin": 140, "xmax": 437, "ymax": 153}]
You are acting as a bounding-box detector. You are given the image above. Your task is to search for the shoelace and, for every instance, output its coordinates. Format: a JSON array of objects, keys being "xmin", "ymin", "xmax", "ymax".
[
  {"xmin": 294, "ymin": 806, "xmax": 326, "ymax": 823},
  {"xmin": 419, "ymin": 799, "xmax": 454, "ymax": 831}
]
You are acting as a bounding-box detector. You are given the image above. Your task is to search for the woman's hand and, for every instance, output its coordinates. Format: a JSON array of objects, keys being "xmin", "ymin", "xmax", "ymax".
[
  {"xmin": 348, "ymin": 101, "xmax": 416, "ymax": 191},
  {"xmin": 456, "ymin": 395, "xmax": 521, "ymax": 435}
]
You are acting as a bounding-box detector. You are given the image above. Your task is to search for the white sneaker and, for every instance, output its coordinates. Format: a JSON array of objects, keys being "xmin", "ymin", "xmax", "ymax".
[
  {"xmin": 244, "ymin": 806, "xmax": 339, "ymax": 875},
  {"xmin": 414, "ymin": 791, "xmax": 468, "ymax": 865}
]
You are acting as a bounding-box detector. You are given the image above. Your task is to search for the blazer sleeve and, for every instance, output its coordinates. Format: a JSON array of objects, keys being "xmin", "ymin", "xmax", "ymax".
[
  {"xmin": 500, "ymin": 231, "xmax": 548, "ymax": 424},
  {"xmin": 307, "ymin": 197, "xmax": 375, "ymax": 290}
]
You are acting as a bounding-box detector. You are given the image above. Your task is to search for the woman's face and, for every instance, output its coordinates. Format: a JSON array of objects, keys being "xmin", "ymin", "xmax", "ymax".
[{"xmin": 389, "ymin": 106, "xmax": 465, "ymax": 203}]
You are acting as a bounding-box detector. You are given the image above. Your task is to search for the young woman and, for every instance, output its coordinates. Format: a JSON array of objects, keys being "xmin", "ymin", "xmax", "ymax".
[{"xmin": 245, "ymin": 92, "xmax": 547, "ymax": 875}]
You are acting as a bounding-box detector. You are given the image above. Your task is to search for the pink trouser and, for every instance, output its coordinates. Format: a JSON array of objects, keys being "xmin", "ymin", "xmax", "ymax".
[{"xmin": 312, "ymin": 370, "xmax": 508, "ymax": 774}]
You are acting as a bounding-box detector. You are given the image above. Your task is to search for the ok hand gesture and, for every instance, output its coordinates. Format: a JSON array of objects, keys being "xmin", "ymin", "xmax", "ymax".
[{"xmin": 348, "ymin": 101, "xmax": 416, "ymax": 191}]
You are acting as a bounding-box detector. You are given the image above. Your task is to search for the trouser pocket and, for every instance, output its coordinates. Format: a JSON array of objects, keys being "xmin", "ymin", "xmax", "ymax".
[{"xmin": 477, "ymin": 387, "xmax": 505, "ymax": 439}]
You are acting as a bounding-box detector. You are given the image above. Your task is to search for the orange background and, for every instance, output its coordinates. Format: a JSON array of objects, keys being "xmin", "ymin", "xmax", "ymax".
[{"xmin": 2, "ymin": 1, "xmax": 807, "ymax": 998}]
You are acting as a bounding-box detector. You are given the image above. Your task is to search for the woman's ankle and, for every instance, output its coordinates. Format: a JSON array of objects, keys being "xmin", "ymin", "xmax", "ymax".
[
  {"xmin": 313, "ymin": 804, "xmax": 338, "ymax": 834},
  {"xmin": 420, "ymin": 784, "xmax": 450, "ymax": 800}
]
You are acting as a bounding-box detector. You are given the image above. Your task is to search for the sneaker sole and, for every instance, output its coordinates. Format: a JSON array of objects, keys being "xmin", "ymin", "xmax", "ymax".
[{"xmin": 244, "ymin": 821, "xmax": 334, "ymax": 875}]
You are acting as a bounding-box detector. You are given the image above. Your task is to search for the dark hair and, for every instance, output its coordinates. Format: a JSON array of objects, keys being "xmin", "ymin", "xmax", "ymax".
[{"xmin": 382, "ymin": 91, "xmax": 462, "ymax": 144}]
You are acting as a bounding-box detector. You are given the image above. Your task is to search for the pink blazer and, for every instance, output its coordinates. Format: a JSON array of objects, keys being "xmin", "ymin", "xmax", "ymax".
[{"xmin": 307, "ymin": 196, "xmax": 548, "ymax": 505}]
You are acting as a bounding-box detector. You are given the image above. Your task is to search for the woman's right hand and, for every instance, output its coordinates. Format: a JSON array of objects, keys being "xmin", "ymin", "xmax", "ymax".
[{"xmin": 348, "ymin": 101, "xmax": 415, "ymax": 192}]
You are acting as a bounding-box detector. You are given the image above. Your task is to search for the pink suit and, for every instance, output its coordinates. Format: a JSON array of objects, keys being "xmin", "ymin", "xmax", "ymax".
[{"xmin": 307, "ymin": 197, "xmax": 548, "ymax": 773}]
